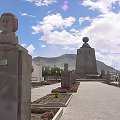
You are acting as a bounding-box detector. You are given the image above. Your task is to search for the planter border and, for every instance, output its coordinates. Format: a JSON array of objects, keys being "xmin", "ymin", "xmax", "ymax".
[
  {"xmin": 52, "ymin": 107, "xmax": 63, "ymax": 120},
  {"xmin": 31, "ymin": 93, "xmax": 73, "ymax": 107},
  {"xmin": 65, "ymin": 93, "xmax": 73, "ymax": 106}
]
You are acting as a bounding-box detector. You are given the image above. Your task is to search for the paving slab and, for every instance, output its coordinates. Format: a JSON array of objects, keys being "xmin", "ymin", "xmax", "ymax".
[
  {"xmin": 31, "ymin": 83, "xmax": 60, "ymax": 102},
  {"xmin": 60, "ymin": 82, "xmax": 120, "ymax": 120}
]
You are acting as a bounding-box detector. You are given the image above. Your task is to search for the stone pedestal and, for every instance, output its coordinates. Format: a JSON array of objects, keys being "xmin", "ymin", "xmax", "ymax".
[
  {"xmin": 0, "ymin": 44, "xmax": 32, "ymax": 120},
  {"xmin": 76, "ymin": 37, "xmax": 97, "ymax": 78},
  {"xmin": 61, "ymin": 63, "xmax": 71, "ymax": 89}
]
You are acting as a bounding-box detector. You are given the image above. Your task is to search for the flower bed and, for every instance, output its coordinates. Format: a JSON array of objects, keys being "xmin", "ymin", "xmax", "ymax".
[
  {"xmin": 31, "ymin": 107, "xmax": 59, "ymax": 120},
  {"xmin": 51, "ymin": 82, "xmax": 80, "ymax": 93},
  {"xmin": 102, "ymin": 81, "xmax": 120, "ymax": 87},
  {"xmin": 31, "ymin": 93, "xmax": 72, "ymax": 107}
]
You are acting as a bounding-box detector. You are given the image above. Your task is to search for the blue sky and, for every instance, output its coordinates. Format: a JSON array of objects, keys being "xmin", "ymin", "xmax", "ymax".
[{"xmin": 0, "ymin": 0, "xmax": 120, "ymax": 70}]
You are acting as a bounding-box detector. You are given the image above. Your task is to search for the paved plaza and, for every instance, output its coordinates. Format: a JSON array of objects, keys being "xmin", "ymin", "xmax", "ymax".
[
  {"xmin": 31, "ymin": 83, "xmax": 60, "ymax": 102},
  {"xmin": 60, "ymin": 82, "xmax": 120, "ymax": 120},
  {"xmin": 31, "ymin": 82, "xmax": 120, "ymax": 120}
]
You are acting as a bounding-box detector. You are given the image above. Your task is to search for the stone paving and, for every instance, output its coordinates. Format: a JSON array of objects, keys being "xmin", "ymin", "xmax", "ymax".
[
  {"xmin": 31, "ymin": 83, "xmax": 60, "ymax": 102},
  {"xmin": 60, "ymin": 82, "xmax": 120, "ymax": 120}
]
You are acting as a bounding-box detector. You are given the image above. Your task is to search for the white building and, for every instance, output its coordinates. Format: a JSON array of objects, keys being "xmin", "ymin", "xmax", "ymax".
[{"xmin": 31, "ymin": 61, "xmax": 43, "ymax": 82}]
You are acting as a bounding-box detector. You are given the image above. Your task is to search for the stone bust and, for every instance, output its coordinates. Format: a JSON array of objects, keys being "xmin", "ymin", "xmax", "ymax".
[
  {"xmin": 64, "ymin": 63, "xmax": 68, "ymax": 71},
  {"xmin": 0, "ymin": 13, "xmax": 18, "ymax": 44}
]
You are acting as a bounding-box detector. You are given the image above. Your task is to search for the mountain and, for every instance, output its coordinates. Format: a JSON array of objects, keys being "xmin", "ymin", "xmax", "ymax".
[{"xmin": 33, "ymin": 54, "xmax": 118, "ymax": 73}]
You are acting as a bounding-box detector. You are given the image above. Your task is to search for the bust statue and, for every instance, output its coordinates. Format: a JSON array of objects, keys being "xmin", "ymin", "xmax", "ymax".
[
  {"xmin": 64, "ymin": 63, "xmax": 68, "ymax": 71},
  {"xmin": 0, "ymin": 13, "xmax": 18, "ymax": 44},
  {"xmin": 82, "ymin": 37, "xmax": 91, "ymax": 48}
]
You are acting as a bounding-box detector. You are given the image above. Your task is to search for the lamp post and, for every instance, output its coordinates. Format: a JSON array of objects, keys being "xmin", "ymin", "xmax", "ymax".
[
  {"xmin": 56, "ymin": 70, "xmax": 58, "ymax": 80},
  {"xmin": 43, "ymin": 67, "xmax": 46, "ymax": 80},
  {"xmin": 36, "ymin": 61, "xmax": 41, "ymax": 82}
]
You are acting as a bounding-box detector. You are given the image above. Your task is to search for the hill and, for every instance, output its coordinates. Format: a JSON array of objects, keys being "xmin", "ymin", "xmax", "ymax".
[{"xmin": 33, "ymin": 54, "xmax": 118, "ymax": 73}]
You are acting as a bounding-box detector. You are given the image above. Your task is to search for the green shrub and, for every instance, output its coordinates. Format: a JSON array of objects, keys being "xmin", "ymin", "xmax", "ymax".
[{"xmin": 51, "ymin": 90, "xmax": 59, "ymax": 98}]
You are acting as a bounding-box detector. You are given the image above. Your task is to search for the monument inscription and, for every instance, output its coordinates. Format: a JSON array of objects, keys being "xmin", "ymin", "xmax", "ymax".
[{"xmin": 0, "ymin": 59, "xmax": 7, "ymax": 65}]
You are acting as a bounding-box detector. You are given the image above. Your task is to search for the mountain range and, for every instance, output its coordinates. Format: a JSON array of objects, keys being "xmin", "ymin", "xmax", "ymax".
[{"xmin": 33, "ymin": 54, "xmax": 118, "ymax": 74}]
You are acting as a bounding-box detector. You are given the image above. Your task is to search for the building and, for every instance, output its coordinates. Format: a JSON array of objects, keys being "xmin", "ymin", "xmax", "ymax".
[{"xmin": 31, "ymin": 61, "xmax": 43, "ymax": 82}]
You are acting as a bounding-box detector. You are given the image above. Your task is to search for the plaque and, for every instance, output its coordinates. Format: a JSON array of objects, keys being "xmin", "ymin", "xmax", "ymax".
[{"xmin": 0, "ymin": 59, "xmax": 7, "ymax": 65}]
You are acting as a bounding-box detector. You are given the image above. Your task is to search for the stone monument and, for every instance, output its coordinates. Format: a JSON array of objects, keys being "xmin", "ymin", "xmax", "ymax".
[
  {"xmin": 106, "ymin": 71, "xmax": 111, "ymax": 83},
  {"xmin": 76, "ymin": 37, "xmax": 98, "ymax": 78},
  {"xmin": 0, "ymin": 13, "xmax": 32, "ymax": 120},
  {"xmin": 61, "ymin": 63, "xmax": 71, "ymax": 89},
  {"xmin": 100, "ymin": 69, "xmax": 105, "ymax": 79}
]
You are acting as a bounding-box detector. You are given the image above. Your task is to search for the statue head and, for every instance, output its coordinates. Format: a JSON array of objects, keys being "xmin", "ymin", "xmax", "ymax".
[
  {"xmin": 64, "ymin": 63, "xmax": 68, "ymax": 71},
  {"xmin": 0, "ymin": 13, "xmax": 18, "ymax": 33}
]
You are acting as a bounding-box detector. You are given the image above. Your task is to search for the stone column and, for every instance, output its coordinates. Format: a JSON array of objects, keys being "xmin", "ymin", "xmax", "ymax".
[
  {"xmin": 106, "ymin": 71, "xmax": 111, "ymax": 83},
  {"xmin": 0, "ymin": 44, "xmax": 32, "ymax": 120},
  {"xmin": 100, "ymin": 69, "xmax": 105, "ymax": 79},
  {"xmin": 61, "ymin": 63, "xmax": 71, "ymax": 89}
]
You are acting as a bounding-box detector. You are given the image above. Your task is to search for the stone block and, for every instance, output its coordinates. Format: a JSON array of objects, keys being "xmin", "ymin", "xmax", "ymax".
[
  {"xmin": 0, "ymin": 44, "xmax": 31, "ymax": 120},
  {"xmin": 61, "ymin": 63, "xmax": 71, "ymax": 89}
]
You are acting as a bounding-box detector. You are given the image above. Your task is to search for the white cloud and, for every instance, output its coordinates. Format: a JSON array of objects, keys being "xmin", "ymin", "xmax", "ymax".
[
  {"xmin": 32, "ymin": 23, "xmax": 53, "ymax": 34},
  {"xmin": 41, "ymin": 44, "xmax": 46, "ymax": 48},
  {"xmin": 96, "ymin": 51, "xmax": 120, "ymax": 70},
  {"xmin": 26, "ymin": 44, "xmax": 35, "ymax": 55},
  {"xmin": 80, "ymin": 12, "xmax": 120, "ymax": 53},
  {"xmin": 20, "ymin": 43, "xmax": 27, "ymax": 47},
  {"xmin": 41, "ymin": 13, "xmax": 75, "ymax": 28},
  {"xmin": 40, "ymin": 30, "xmax": 79, "ymax": 45},
  {"xmin": 62, "ymin": 45, "xmax": 76, "ymax": 51},
  {"xmin": 25, "ymin": 0, "xmax": 57, "ymax": 6},
  {"xmin": 70, "ymin": 28, "xmax": 79, "ymax": 33},
  {"xmin": 32, "ymin": 13, "xmax": 76, "ymax": 34},
  {"xmin": 79, "ymin": 16, "xmax": 92, "ymax": 25},
  {"xmin": 82, "ymin": 0, "xmax": 120, "ymax": 14},
  {"xmin": 20, "ymin": 12, "xmax": 36, "ymax": 17}
]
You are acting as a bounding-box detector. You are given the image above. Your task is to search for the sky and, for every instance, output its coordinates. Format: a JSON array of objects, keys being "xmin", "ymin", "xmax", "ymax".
[{"xmin": 0, "ymin": 0, "xmax": 120, "ymax": 70}]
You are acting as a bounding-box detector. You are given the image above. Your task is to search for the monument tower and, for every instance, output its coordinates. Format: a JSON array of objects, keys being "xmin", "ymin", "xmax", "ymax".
[{"xmin": 76, "ymin": 37, "xmax": 97, "ymax": 78}]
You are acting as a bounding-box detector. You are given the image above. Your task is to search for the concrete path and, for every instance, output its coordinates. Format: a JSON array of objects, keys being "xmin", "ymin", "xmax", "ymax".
[
  {"xmin": 60, "ymin": 82, "xmax": 120, "ymax": 120},
  {"xmin": 31, "ymin": 83, "xmax": 60, "ymax": 102}
]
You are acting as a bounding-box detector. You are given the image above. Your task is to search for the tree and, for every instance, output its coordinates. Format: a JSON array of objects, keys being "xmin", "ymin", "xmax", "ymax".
[
  {"xmin": 42, "ymin": 66, "xmax": 63, "ymax": 80},
  {"xmin": 42, "ymin": 66, "xmax": 51, "ymax": 80}
]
